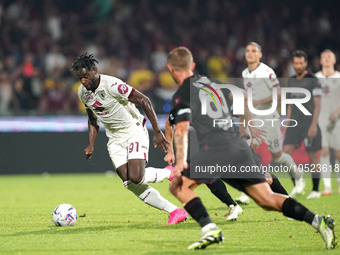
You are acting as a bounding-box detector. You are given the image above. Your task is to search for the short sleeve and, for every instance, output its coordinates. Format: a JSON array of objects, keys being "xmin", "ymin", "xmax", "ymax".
[
  {"xmin": 108, "ymin": 81, "xmax": 135, "ymax": 100},
  {"xmin": 168, "ymin": 103, "xmax": 191, "ymax": 125},
  {"xmin": 312, "ymin": 78, "xmax": 322, "ymax": 97},
  {"xmin": 264, "ymin": 72, "xmax": 280, "ymax": 89}
]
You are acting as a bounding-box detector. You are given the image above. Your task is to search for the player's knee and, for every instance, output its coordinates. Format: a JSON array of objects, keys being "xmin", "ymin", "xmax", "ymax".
[
  {"xmin": 264, "ymin": 172, "xmax": 273, "ymax": 185},
  {"xmin": 128, "ymin": 172, "xmax": 144, "ymax": 184},
  {"xmin": 271, "ymin": 151, "xmax": 282, "ymax": 162},
  {"xmin": 127, "ymin": 160, "xmax": 145, "ymax": 184},
  {"xmin": 169, "ymin": 176, "xmax": 183, "ymax": 196}
]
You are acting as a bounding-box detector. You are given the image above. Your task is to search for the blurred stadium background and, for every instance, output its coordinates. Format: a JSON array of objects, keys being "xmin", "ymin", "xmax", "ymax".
[{"xmin": 0, "ymin": 0, "xmax": 338, "ymax": 174}]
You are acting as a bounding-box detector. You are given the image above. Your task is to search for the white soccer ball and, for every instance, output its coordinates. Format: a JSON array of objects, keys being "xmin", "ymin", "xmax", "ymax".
[{"xmin": 52, "ymin": 204, "xmax": 77, "ymax": 226}]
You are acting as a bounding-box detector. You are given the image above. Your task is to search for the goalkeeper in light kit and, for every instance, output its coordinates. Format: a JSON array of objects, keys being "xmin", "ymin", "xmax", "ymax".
[{"xmin": 71, "ymin": 53, "xmax": 188, "ymax": 225}]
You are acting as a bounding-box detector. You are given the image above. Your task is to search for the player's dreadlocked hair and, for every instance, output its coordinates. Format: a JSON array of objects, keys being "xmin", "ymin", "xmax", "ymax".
[{"xmin": 71, "ymin": 53, "xmax": 99, "ymax": 72}]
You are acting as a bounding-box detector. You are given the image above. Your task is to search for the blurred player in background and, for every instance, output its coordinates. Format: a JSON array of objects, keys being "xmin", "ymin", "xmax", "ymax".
[
  {"xmin": 71, "ymin": 53, "xmax": 188, "ymax": 225},
  {"xmin": 315, "ymin": 49, "xmax": 340, "ymax": 195},
  {"xmin": 167, "ymin": 46, "xmax": 336, "ymax": 250},
  {"xmin": 284, "ymin": 50, "xmax": 322, "ymax": 199},
  {"xmin": 236, "ymin": 42, "xmax": 299, "ymax": 204}
]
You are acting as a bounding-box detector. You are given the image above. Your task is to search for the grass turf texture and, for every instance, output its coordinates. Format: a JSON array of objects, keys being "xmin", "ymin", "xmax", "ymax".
[{"xmin": 0, "ymin": 173, "xmax": 339, "ymax": 255}]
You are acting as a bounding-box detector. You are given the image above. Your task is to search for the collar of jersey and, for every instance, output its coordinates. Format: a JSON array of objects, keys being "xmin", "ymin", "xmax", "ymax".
[{"xmin": 248, "ymin": 62, "xmax": 262, "ymax": 73}]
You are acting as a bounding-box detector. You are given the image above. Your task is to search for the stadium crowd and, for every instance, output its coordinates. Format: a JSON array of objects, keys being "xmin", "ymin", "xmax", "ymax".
[{"xmin": 0, "ymin": 0, "xmax": 339, "ymax": 115}]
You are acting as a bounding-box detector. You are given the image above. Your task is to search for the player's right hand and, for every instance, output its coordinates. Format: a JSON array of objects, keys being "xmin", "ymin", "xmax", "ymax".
[
  {"xmin": 249, "ymin": 126, "xmax": 266, "ymax": 144},
  {"xmin": 164, "ymin": 151, "xmax": 175, "ymax": 166},
  {"xmin": 153, "ymin": 130, "xmax": 170, "ymax": 153},
  {"xmin": 329, "ymin": 111, "xmax": 338, "ymax": 122},
  {"xmin": 84, "ymin": 145, "xmax": 94, "ymax": 159},
  {"xmin": 173, "ymin": 160, "xmax": 188, "ymax": 177}
]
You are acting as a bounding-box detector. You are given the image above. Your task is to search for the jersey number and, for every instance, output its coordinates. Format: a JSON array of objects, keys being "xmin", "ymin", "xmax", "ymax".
[
  {"xmin": 129, "ymin": 142, "xmax": 139, "ymax": 153},
  {"xmin": 268, "ymin": 139, "xmax": 279, "ymax": 148}
]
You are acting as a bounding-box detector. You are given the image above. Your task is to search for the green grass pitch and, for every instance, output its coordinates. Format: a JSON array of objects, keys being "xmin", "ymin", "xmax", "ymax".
[{"xmin": 0, "ymin": 173, "xmax": 339, "ymax": 255}]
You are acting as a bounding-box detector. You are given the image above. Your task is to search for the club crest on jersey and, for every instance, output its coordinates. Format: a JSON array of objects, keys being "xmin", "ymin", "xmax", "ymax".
[
  {"xmin": 246, "ymin": 82, "xmax": 252, "ymax": 88},
  {"xmin": 322, "ymin": 85, "xmax": 330, "ymax": 95},
  {"xmin": 98, "ymin": 90, "xmax": 106, "ymax": 100},
  {"xmin": 118, "ymin": 84, "xmax": 128, "ymax": 94}
]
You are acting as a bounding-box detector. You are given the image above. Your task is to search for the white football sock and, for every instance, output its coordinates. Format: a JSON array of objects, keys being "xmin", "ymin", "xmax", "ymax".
[
  {"xmin": 320, "ymin": 156, "xmax": 332, "ymax": 191},
  {"xmin": 201, "ymin": 222, "xmax": 219, "ymax": 234},
  {"xmin": 336, "ymin": 159, "xmax": 340, "ymax": 186},
  {"xmin": 311, "ymin": 214, "xmax": 322, "ymax": 230},
  {"xmin": 275, "ymin": 153, "xmax": 302, "ymax": 179},
  {"xmin": 124, "ymin": 181, "xmax": 177, "ymax": 213},
  {"xmin": 139, "ymin": 167, "xmax": 171, "ymax": 184}
]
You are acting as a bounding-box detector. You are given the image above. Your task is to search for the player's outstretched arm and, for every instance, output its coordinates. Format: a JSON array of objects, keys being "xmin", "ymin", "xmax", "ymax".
[
  {"xmin": 164, "ymin": 118, "xmax": 175, "ymax": 165},
  {"xmin": 129, "ymin": 90, "xmax": 170, "ymax": 153},
  {"xmin": 173, "ymin": 121, "xmax": 189, "ymax": 177},
  {"xmin": 84, "ymin": 108, "xmax": 99, "ymax": 159}
]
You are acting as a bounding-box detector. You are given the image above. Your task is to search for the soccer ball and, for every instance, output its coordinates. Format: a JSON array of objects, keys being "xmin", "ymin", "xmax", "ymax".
[{"xmin": 52, "ymin": 204, "xmax": 77, "ymax": 226}]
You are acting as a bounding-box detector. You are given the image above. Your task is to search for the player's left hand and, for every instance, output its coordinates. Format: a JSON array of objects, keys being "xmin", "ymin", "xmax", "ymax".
[
  {"xmin": 154, "ymin": 130, "xmax": 170, "ymax": 153},
  {"xmin": 249, "ymin": 126, "xmax": 266, "ymax": 144},
  {"xmin": 329, "ymin": 111, "xmax": 338, "ymax": 122},
  {"xmin": 252, "ymin": 100, "xmax": 260, "ymax": 108},
  {"xmin": 173, "ymin": 160, "xmax": 188, "ymax": 177},
  {"xmin": 307, "ymin": 125, "xmax": 317, "ymax": 138}
]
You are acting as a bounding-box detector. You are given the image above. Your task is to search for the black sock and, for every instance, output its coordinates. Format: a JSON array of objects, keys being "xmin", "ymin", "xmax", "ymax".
[
  {"xmin": 289, "ymin": 172, "xmax": 295, "ymax": 185},
  {"xmin": 282, "ymin": 197, "xmax": 315, "ymax": 224},
  {"xmin": 206, "ymin": 179, "xmax": 237, "ymax": 206},
  {"xmin": 184, "ymin": 197, "xmax": 213, "ymax": 228},
  {"xmin": 312, "ymin": 172, "xmax": 320, "ymax": 191},
  {"xmin": 270, "ymin": 174, "xmax": 288, "ymax": 195}
]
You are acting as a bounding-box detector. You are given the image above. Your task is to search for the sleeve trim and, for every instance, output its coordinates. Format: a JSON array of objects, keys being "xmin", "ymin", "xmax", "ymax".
[{"xmin": 128, "ymin": 88, "xmax": 135, "ymax": 99}]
